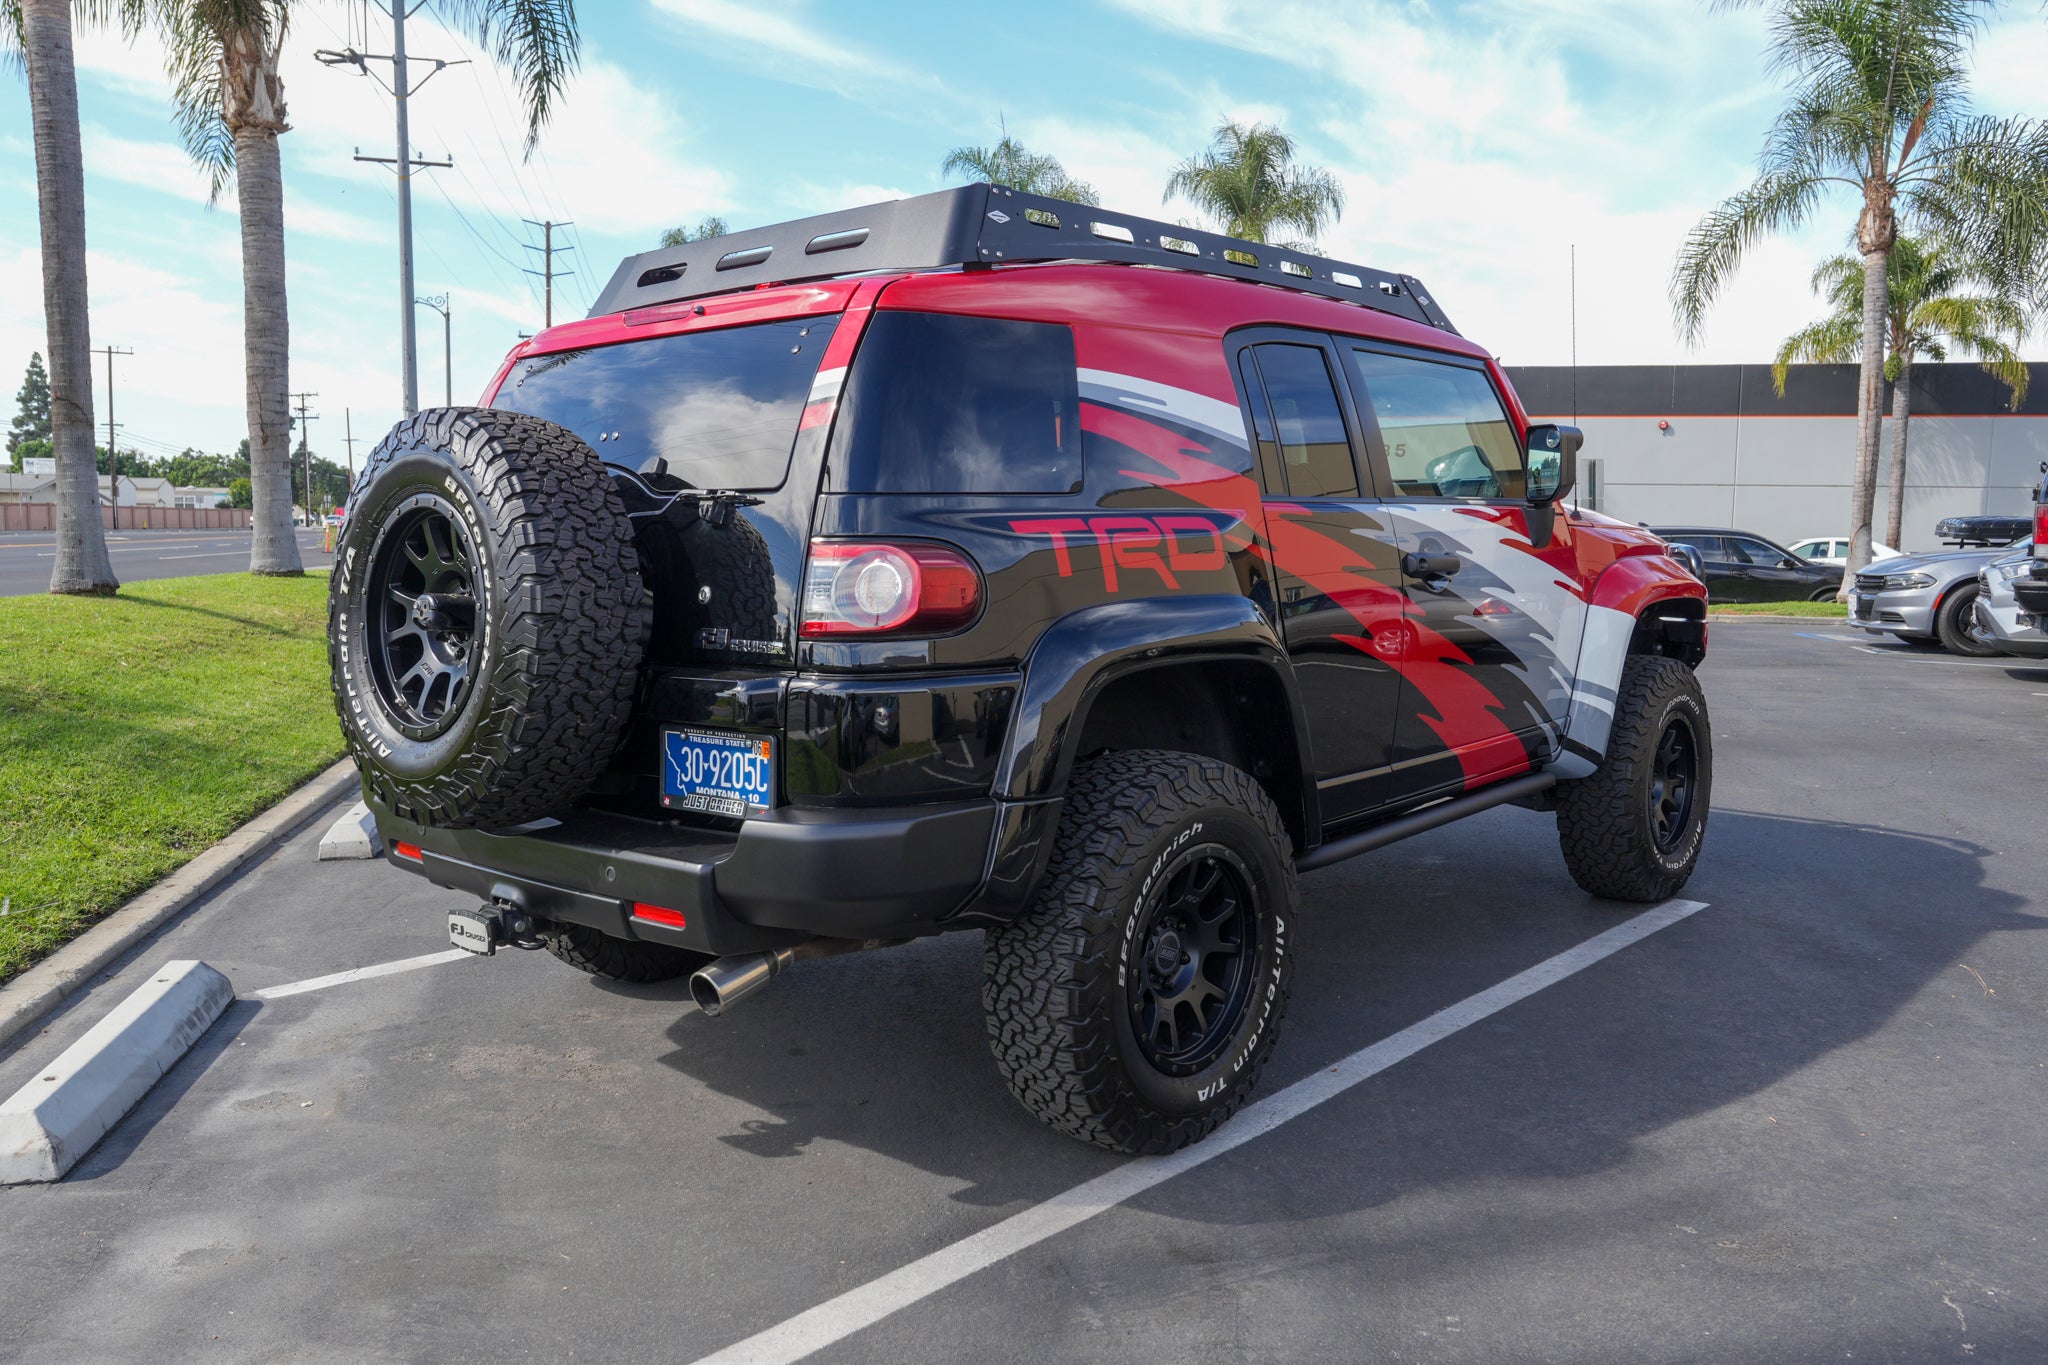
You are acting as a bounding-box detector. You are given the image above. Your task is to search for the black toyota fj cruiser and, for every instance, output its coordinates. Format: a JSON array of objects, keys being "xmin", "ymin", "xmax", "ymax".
[{"xmin": 330, "ymin": 186, "xmax": 1712, "ymax": 1152}]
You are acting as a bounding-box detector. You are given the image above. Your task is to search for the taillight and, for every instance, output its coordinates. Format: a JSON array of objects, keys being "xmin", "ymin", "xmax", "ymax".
[
  {"xmin": 799, "ymin": 541, "xmax": 981, "ymax": 637},
  {"xmin": 2034, "ymin": 502, "xmax": 2047, "ymax": 549},
  {"xmin": 632, "ymin": 903, "xmax": 687, "ymax": 929},
  {"xmin": 393, "ymin": 841, "xmax": 423, "ymax": 863}
]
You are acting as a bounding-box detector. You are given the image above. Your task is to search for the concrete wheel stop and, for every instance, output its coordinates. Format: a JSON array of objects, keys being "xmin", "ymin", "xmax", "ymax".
[
  {"xmin": 318, "ymin": 800, "xmax": 381, "ymax": 861},
  {"xmin": 0, "ymin": 960, "xmax": 235, "ymax": 1184}
]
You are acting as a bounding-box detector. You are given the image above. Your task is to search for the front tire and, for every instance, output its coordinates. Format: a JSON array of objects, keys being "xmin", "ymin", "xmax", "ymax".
[
  {"xmin": 983, "ymin": 751, "xmax": 1297, "ymax": 1153},
  {"xmin": 1556, "ymin": 656, "xmax": 1712, "ymax": 902},
  {"xmin": 1935, "ymin": 583, "xmax": 1998, "ymax": 656}
]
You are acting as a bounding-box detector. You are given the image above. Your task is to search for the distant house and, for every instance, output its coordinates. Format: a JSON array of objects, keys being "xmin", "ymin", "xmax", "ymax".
[{"xmin": 0, "ymin": 474, "xmax": 227, "ymax": 508}]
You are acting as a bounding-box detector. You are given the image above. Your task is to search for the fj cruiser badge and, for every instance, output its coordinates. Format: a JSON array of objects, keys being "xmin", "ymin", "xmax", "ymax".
[{"xmin": 987, "ymin": 210, "xmax": 1010, "ymax": 223}]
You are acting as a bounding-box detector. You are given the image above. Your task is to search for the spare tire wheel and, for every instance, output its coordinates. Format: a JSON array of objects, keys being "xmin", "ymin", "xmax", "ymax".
[{"xmin": 329, "ymin": 407, "xmax": 651, "ymax": 828}]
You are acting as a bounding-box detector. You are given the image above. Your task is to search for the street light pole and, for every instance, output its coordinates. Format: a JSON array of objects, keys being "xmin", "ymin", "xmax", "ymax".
[{"xmin": 416, "ymin": 294, "xmax": 452, "ymax": 406}]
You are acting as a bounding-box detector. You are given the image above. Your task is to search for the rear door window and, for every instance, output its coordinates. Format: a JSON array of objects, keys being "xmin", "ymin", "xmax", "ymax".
[
  {"xmin": 830, "ymin": 311, "xmax": 1082, "ymax": 494},
  {"xmin": 491, "ymin": 315, "xmax": 836, "ymax": 491},
  {"xmin": 1242, "ymin": 343, "xmax": 1359, "ymax": 499},
  {"xmin": 1345, "ymin": 349, "xmax": 1524, "ymax": 499}
]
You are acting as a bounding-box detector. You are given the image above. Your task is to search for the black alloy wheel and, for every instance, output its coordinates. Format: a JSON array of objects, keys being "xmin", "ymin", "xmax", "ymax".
[
  {"xmin": 1126, "ymin": 850, "xmax": 1257, "ymax": 1075},
  {"xmin": 1648, "ymin": 716, "xmax": 1698, "ymax": 855},
  {"xmin": 366, "ymin": 494, "xmax": 482, "ymax": 736}
]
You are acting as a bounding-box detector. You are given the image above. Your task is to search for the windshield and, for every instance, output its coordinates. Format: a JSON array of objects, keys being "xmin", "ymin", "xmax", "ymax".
[{"xmin": 491, "ymin": 315, "xmax": 839, "ymax": 491}]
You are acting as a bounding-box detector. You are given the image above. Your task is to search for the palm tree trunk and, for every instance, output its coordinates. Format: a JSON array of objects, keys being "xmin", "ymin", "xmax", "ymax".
[
  {"xmin": 22, "ymin": 0, "xmax": 117, "ymax": 595},
  {"xmin": 1842, "ymin": 246, "xmax": 1888, "ymax": 594},
  {"xmin": 1885, "ymin": 366, "xmax": 1911, "ymax": 553},
  {"xmin": 234, "ymin": 120, "xmax": 302, "ymax": 575}
]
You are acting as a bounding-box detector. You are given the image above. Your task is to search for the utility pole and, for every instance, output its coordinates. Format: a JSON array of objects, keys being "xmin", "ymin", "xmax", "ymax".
[
  {"xmin": 96, "ymin": 344, "xmax": 132, "ymax": 513},
  {"xmin": 291, "ymin": 391, "xmax": 319, "ymax": 526},
  {"xmin": 416, "ymin": 294, "xmax": 452, "ymax": 406},
  {"xmin": 523, "ymin": 220, "xmax": 575, "ymax": 329},
  {"xmin": 316, "ymin": 8, "xmax": 463, "ymax": 419},
  {"xmin": 342, "ymin": 408, "xmax": 359, "ymax": 496}
]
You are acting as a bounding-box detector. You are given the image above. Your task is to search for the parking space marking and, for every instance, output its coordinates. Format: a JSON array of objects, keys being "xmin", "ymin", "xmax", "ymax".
[
  {"xmin": 253, "ymin": 949, "xmax": 472, "ymax": 1000},
  {"xmin": 1855, "ymin": 646, "xmax": 2047, "ymax": 669},
  {"xmin": 695, "ymin": 898, "xmax": 1709, "ymax": 1365}
]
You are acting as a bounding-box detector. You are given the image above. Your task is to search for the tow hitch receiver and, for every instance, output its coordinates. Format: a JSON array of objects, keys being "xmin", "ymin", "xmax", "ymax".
[{"xmin": 448, "ymin": 905, "xmax": 504, "ymax": 956}]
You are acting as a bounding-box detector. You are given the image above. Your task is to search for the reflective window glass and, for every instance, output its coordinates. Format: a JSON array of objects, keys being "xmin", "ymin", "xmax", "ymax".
[{"xmin": 1346, "ymin": 349, "xmax": 1524, "ymax": 499}]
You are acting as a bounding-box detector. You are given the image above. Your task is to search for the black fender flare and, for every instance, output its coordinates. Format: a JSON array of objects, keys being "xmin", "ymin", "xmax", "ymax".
[{"xmin": 992, "ymin": 594, "xmax": 1316, "ymax": 827}]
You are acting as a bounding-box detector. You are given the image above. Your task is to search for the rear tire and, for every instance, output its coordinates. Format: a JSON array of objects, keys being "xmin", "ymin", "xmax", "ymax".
[
  {"xmin": 1556, "ymin": 656, "xmax": 1712, "ymax": 902},
  {"xmin": 1808, "ymin": 588, "xmax": 1839, "ymax": 603},
  {"xmin": 542, "ymin": 922, "xmax": 711, "ymax": 984},
  {"xmin": 982, "ymin": 750, "xmax": 1297, "ymax": 1153},
  {"xmin": 1934, "ymin": 583, "xmax": 1998, "ymax": 656}
]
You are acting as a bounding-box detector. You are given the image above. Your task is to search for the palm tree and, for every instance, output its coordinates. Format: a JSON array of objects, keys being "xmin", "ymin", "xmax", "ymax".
[
  {"xmin": 9, "ymin": 0, "xmax": 119, "ymax": 594},
  {"xmin": 942, "ymin": 133, "xmax": 1099, "ymax": 205},
  {"xmin": 146, "ymin": 0, "xmax": 581, "ymax": 576},
  {"xmin": 1773, "ymin": 237, "xmax": 2028, "ymax": 550},
  {"xmin": 1163, "ymin": 119, "xmax": 1343, "ymax": 249},
  {"xmin": 660, "ymin": 217, "xmax": 729, "ymax": 248},
  {"xmin": 1672, "ymin": 0, "xmax": 2048, "ymax": 589}
]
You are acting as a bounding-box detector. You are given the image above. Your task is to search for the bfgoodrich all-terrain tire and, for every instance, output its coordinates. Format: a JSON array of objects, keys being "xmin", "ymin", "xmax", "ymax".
[
  {"xmin": 983, "ymin": 750, "xmax": 1297, "ymax": 1153},
  {"xmin": 1556, "ymin": 655, "xmax": 1712, "ymax": 902},
  {"xmin": 330, "ymin": 408, "xmax": 650, "ymax": 829},
  {"xmin": 542, "ymin": 922, "xmax": 711, "ymax": 984}
]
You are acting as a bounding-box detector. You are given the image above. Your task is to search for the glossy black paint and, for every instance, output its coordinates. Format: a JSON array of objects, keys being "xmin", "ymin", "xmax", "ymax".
[
  {"xmin": 784, "ymin": 673, "xmax": 1019, "ymax": 806},
  {"xmin": 1648, "ymin": 526, "xmax": 1841, "ymax": 603}
]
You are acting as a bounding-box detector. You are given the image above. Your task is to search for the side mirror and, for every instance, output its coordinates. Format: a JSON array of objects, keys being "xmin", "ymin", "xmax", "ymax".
[
  {"xmin": 1664, "ymin": 541, "xmax": 1707, "ymax": 582},
  {"xmin": 1525, "ymin": 424, "xmax": 1581, "ymax": 505}
]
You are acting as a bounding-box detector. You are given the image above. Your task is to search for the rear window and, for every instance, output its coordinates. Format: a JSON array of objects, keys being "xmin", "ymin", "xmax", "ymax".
[
  {"xmin": 491, "ymin": 315, "xmax": 837, "ymax": 491},
  {"xmin": 829, "ymin": 311, "xmax": 1083, "ymax": 494}
]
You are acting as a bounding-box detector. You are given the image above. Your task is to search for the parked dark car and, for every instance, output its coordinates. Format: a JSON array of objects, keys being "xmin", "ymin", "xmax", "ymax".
[{"xmin": 1646, "ymin": 527, "xmax": 1842, "ymax": 603}]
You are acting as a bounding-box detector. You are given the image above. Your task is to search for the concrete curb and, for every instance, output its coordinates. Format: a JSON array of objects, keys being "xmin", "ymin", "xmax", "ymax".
[
  {"xmin": 1706, "ymin": 614, "xmax": 1850, "ymax": 623},
  {"xmin": 0, "ymin": 759, "xmax": 359, "ymax": 1055},
  {"xmin": 0, "ymin": 960, "xmax": 235, "ymax": 1183},
  {"xmin": 317, "ymin": 801, "xmax": 381, "ymax": 860}
]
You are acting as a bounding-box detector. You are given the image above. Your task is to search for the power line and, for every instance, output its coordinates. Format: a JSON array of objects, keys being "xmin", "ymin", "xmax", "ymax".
[
  {"xmin": 315, "ymin": 3, "xmax": 469, "ymax": 418},
  {"xmin": 291, "ymin": 391, "xmax": 320, "ymax": 523},
  {"xmin": 95, "ymin": 344, "xmax": 134, "ymax": 505}
]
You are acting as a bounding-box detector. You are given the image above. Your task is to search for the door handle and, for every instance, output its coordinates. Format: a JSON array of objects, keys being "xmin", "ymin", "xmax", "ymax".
[{"xmin": 1402, "ymin": 552, "xmax": 1462, "ymax": 580}]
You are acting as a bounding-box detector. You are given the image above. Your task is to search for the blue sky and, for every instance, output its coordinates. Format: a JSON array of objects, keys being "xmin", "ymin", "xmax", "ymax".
[{"xmin": 3, "ymin": 0, "xmax": 2045, "ymax": 465}]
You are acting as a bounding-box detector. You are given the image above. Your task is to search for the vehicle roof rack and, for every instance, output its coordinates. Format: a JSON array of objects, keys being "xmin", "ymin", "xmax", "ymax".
[{"xmin": 587, "ymin": 183, "xmax": 1458, "ymax": 334}]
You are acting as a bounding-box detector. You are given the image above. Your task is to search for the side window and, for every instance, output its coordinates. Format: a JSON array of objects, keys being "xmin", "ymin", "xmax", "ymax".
[
  {"xmin": 1346, "ymin": 349, "xmax": 1524, "ymax": 499},
  {"xmin": 1681, "ymin": 535, "xmax": 1730, "ymax": 561},
  {"xmin": 1244, "ymin": 343, "xmax": 1358, "ymax": 499},
  {"xmin": 1733, "ymin": 536, "xmax": 1789, "ymax": 566}
]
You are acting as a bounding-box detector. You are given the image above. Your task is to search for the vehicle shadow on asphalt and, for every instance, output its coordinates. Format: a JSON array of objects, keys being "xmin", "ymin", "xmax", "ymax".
[{"xmin": 638, "ymin": 807, "xmax": 2035, "ymax": 1214}]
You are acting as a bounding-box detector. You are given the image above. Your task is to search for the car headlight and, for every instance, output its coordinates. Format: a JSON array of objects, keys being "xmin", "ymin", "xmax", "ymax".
[
  {"xmin": 1881, "ymin": 572, "xmax": 1936, "ymax": 590},
  {"xmin": 1990, "ymin": 559, "xmax": 2031, "ymax": 583}
]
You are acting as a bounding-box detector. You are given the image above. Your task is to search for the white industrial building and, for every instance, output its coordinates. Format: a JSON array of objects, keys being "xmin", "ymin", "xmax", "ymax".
[{"xmin": 1506, "ymin": 362, "xmax": 2048, "ymax": 554}]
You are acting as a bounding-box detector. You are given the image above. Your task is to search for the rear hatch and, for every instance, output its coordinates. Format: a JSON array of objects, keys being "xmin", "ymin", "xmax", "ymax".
[{"xmin": 486, "ymin": 295, "xmax": 859, "ymax": 820}]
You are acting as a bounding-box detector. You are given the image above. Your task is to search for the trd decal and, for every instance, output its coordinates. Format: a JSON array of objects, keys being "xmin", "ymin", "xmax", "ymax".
[{"xmin": 1008, "ymin": 514, "xmax": 1230, "ymax": 592}]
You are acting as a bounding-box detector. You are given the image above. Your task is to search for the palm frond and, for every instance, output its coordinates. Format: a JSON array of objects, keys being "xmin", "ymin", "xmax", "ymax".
[
  {"xmin": 1773, "ymin": 312, "xmax": 1862, "ymax": 393},
  {"xmin": 1670, "ymin": 171, "xmax": 1826, "ymax": 345},
  {"xmin": 434, "ymin": 0, "xmax": 581, "ymax": 153}
]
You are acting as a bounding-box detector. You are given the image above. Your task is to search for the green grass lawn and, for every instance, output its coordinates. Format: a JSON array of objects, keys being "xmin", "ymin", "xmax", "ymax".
[
  {"xmin": 1707, "ymin": 600, "xmax": 1849, "ymax": 617},
  {"xmin": 0, "ymin": 573, "xmax": 344, "ymax": 984}
]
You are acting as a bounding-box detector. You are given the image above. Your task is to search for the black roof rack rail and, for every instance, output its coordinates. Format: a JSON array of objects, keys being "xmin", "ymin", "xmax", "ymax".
[{"xmin": 587, "ymin": 183, "xmax": 1458, "ymax": 334}]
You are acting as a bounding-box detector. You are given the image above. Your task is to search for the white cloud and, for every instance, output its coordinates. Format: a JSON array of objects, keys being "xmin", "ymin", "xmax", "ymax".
[{"xmin": 647, "ymin": 0, "xmax": 953, "ymax": 110}]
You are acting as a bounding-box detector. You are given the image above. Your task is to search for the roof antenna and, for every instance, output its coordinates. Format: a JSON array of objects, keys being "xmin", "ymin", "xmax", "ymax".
[{"xmin": 1570, "ymin": 242, "xmax": 1580, "ymax": 519}]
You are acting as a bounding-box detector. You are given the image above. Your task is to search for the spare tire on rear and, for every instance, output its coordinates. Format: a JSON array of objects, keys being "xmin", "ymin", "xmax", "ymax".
[{"xmin": 329, "ymin": 407, "xmax": 650, "ymax": 828}]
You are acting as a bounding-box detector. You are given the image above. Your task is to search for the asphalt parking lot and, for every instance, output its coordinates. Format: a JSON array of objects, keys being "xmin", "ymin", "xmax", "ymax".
[
  {"xmin": 3, "ymin": 623, "xmax": 2046, "ymax": 1362},
  {"xmin": 0, "ymin": 528, "xmax": 333, "ymax": 595}
]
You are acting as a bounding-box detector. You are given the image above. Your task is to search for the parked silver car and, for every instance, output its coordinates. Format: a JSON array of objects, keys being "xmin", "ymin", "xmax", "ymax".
[
  {"xmin": 1845, "ymin": 543, "xmax": 2023, "ymax": 655},
  {"xmin": 1973, "ymin": 547, "xmax": 2048, "ymax": 660}
]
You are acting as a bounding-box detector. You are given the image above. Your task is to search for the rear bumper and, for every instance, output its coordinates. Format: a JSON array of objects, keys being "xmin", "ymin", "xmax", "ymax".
[{"xmin": 368, "ymin": 791, "xmax": 1060, "ymax": 954}]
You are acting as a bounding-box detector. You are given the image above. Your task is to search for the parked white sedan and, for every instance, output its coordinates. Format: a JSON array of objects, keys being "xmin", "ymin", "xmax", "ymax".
[{"xmin": 1788, "ymin": 536, "xmax": 1901, "ymax": 566}]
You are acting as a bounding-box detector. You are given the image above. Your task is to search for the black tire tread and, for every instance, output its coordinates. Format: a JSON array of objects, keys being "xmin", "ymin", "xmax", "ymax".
[
  {"xmin": 542, "ymin": 922, "xmax": 711, "ymax": 983},
  {"xmin": 1556, "ymin": 655, "xmax": 1711, "ymax": 902},
  {"xmin": 329, "ymin": 408, "xmax": 651, "ymax": 829},
  {"xmin": 982, "ymin": 749, "xmax": 1296, "ymax": 1154},
  {"xmin": 1935, "ymin": 583, "xmax": 1997, "ymax": 656}
]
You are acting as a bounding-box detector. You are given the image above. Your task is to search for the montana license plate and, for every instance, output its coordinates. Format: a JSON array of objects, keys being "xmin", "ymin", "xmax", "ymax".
[{"xmin": 661, "ymin": 728, "xmax": 774, "ymax": 817}]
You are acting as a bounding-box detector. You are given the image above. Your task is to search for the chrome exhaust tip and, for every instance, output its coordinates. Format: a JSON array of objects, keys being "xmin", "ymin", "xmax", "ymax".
[{"xmin": 688, "ymin": 948, "xmax": 793, "ymax": 1018}]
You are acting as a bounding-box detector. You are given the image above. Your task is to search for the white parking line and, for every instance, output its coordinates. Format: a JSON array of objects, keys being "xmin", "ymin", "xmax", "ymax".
[
  {"xmin": 155, "ymin": 552, "xmax": 249, "ymax": 561},
  {"xmin": 693, "ymin": 898, "xmax": 1710, "ymax": 1365},
  {"xmin": 1855, "ymin": 646, "xmax": 2046, "ymax": 669},
  {"xmin": 253, "ymin": 949, "xmax": 472, "ymax": 1000}
]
